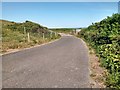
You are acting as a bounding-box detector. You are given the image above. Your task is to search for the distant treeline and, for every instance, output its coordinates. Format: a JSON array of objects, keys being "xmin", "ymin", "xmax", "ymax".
[{"xmin": 50, "ymin": 28, "xmax": 81, "ymax": 34}]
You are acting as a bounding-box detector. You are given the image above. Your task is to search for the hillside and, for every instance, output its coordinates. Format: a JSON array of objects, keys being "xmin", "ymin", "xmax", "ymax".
[
  {"xmin": 78, "ymin": 13, "xmax": 120, "ymax": 88},
  {"xmin": 1, "ymin": 20, "xmax": 60, "ymax": 53},
  {"xmin": 1, "ymin": 20, "xmax": 48, "ymax": 33}
]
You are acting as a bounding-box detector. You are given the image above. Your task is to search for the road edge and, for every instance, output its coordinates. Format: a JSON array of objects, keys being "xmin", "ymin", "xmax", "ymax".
[
  {"xmin": 76, "ymin": 36, "xmax": 106, "ymax": 88},
  {"xmin": 1, "ymin": 37, "xmax": 62, "ymax": 56}
]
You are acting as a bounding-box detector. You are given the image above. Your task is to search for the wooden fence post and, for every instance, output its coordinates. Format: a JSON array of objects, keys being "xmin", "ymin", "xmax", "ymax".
[
  {"xmin": 24, "ymin": 27, "xmax": 26, "ymax": 34},
  {"xmin": 43, "ymin": 33, "xmax": 45, "ymax": 40},
  {"xmin": 50, "ymin": 32, "xmax": 52, "ymax": 39},
  {"xmin": 27, "ymin": 32, "xmax": 30, "ymax": 42}
]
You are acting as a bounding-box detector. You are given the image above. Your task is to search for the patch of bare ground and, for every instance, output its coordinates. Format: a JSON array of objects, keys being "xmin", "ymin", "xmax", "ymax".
[{"xmin": 89, "ymin": 47, "xmax": 107, "ymax": 88}]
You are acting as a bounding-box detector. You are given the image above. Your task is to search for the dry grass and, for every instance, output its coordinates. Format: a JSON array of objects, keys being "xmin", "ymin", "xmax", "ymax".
[{"xmin": 89, "ymin": 46, "xmax": 107, "ymax": 88}]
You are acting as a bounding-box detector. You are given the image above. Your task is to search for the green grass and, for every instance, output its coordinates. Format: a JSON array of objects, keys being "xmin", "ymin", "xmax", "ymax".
[{"xmin": 1, "ymin": 20, "xmax": 60, "ymax": 53}]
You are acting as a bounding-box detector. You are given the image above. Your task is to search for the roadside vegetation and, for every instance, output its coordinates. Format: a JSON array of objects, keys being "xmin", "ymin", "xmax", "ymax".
[
  {"xmin": 78, "ymin": 13, "xmax": 120, "ymax": 89},
  {"xmin": 1, "ymin": 20, "xmax": 60, "ymax": 54}
]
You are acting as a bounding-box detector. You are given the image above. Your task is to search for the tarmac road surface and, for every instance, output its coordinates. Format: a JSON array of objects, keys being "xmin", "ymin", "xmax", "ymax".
[{"xmin": 2, "ymin": 35, "xmax": 90, "ymax": 88}]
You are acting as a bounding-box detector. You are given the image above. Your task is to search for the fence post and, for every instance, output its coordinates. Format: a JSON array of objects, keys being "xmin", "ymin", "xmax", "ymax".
[
  {"xmin": 55, "ymin": 32, "xmax": 56, "ymax": 37},
  {"xmin": 43, "ymin": 33, "xmax": 45, "ymax": 40},
  {"xmin": 27, "ymin": 32, "xmax": 30, "ymax": 42},
  {"xmin": 50, "ymin": 32, "xmax": 52, "ymax": 39},
  {"xmin": 24, "ymin": 27, "xmax": 26, "ymax": 34}
]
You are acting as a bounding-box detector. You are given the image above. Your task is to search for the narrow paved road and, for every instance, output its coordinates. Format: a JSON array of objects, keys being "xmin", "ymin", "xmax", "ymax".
[{"xmin": 2, "ymin": 35, "xmax": 90, "ymax": 88}]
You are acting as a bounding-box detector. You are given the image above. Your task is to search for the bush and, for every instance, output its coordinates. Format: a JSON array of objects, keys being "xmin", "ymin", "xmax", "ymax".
[{"xmin": 78, "ymin": 13, "xmax": 120, "ymax": 88}]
